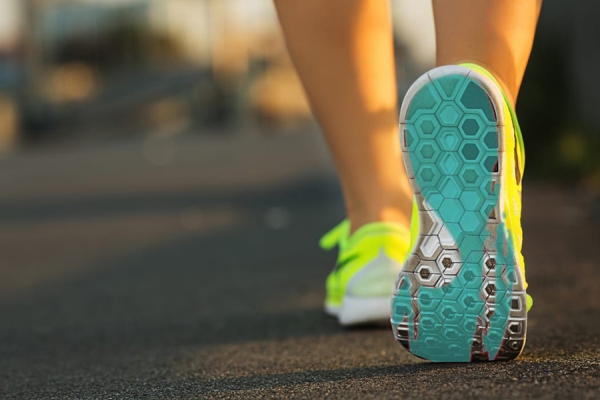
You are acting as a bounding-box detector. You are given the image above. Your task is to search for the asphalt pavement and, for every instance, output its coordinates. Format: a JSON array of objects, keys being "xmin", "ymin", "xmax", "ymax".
[{"xmin": 0, "ymin": 131, "xmax": 599, "ymax": 399}]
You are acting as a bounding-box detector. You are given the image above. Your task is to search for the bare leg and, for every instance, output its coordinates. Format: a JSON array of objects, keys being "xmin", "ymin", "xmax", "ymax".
[
  {"xmin": 274, "ymin": 0, "xmax": 413, "ymax": 233},
  {"xmin": 433, "ymin": 0, "xmax": 543, "ymax": 107}
]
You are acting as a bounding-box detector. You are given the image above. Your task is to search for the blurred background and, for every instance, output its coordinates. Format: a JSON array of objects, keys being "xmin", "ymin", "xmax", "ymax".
[
  {"xmin": 1, "ymin": 2, "xmax": 600, "ymax": 396},
  {"xmin": 0, "ymin": 0, "xmax": 598, "ymax": 182}
]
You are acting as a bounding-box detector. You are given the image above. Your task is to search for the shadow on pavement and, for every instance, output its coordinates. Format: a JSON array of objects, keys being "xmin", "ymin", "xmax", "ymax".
[
  {"xmin": 1, "ymin": 176, "xmax": 388, "ymax": 365},
  {"xmin": 1, "ymin": 164, "xmax": 600, "ymax": 397}
]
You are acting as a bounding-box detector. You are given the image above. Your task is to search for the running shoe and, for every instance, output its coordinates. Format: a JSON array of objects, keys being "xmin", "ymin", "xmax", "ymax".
[
  {"xmin": 391, "ymin": 64, "xmax": 532, "ymax": 362},
  {"xmin": 321, "ymin": 220, "xmax": 413, "ymax": 326}
]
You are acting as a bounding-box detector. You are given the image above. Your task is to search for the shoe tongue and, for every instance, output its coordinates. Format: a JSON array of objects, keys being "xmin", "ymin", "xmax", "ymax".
[
  {"xmin": 319, "ymin": 220, "xmax": 413, "ymax": 253},
  {"xmin": 346, "ymin": 222, "xmax": 411, "ymax": 248},
  {"xmin": 319, "ymin": 220, "xmax": 350, "ymax": 251},
  {"xmin": 459, "ymin": 63, "xmax": 526, "ymax": 177}
]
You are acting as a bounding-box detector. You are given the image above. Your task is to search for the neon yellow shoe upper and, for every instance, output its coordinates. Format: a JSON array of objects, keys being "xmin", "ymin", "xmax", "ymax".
[{"xmin": 320, "ymin": 221, "xmax": 412, "ymax": 323}]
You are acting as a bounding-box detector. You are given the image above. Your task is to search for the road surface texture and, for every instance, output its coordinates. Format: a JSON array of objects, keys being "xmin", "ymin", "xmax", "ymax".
[{"xmin": 0, "ymin": 131, "xmax": 599, "ymax": 399}]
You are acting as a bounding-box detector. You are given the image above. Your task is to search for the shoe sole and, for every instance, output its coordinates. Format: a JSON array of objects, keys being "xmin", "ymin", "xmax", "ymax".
[
  {"xmin": 391, "ymin": 66, "xmax": 528, "ymax": 362},
  {"xmin": 325, "ymin": 296, "xmax": 391, "ymax": 326}
]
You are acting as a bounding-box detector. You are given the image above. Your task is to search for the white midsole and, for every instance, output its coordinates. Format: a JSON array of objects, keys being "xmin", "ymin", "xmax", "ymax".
[
  {"xmin": 324, "ymin": 302, "xmax": 340, "ymax": 317},
  {"xmin": 325, "ymin": 296, "xmax": 391, "ymax": 326}
]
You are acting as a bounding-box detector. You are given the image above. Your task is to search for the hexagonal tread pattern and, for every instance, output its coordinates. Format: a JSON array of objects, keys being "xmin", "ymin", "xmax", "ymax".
[{"xmin": 393, "ymin": 70, "xmax": 526, "ymax": 363}]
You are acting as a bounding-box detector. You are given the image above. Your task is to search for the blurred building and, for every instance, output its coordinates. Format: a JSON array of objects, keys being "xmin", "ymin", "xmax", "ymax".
[
  {"xmin": 0, "ymin": 0, "xmax": 314, "ymax": 149},
  {"xmin": 0, "ymin": 0, "xmax": 20, "ymax": 151},
  {"xmin": 0, "ymin": 0, "xmax": 437, "ymax": 150}
]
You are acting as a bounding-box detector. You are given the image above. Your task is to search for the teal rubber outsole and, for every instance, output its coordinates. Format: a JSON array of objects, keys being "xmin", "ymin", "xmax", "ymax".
[{"xmin": 392, "ymin": 66, "xmax": 527, "ymax": 362}]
